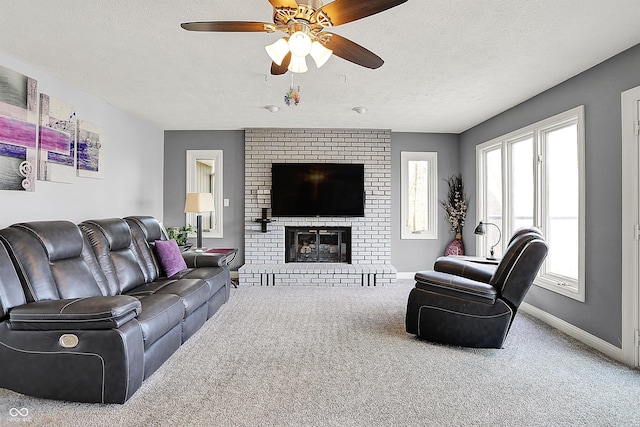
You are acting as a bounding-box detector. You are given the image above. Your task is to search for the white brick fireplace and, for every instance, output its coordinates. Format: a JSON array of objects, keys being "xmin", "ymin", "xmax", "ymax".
[{"xmin": 238, "ymin": 128, "xmax": 396, "ymax": 286}]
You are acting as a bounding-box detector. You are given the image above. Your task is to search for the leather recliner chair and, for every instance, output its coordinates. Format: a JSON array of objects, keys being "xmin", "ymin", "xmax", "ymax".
[{"xmin": 405, "ymin": 231, "xmax": 548, "ymax": 348}]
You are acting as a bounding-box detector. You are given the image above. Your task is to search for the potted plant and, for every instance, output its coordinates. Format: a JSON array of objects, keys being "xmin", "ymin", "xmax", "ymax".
[{"xmin": 165, "ymin": 224, "xmax": 194, "ymax": 250}]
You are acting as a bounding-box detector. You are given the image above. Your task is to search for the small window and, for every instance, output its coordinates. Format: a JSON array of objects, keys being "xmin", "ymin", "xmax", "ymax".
[{"xmin": 401, "ymin": 151, "xmax": 438, "ymax": 239}]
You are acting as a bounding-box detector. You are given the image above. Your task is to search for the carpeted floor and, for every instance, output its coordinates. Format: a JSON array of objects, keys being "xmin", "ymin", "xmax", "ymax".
[{"xmin": 1, "ymin": 279, "xmax": 639, "ymax": 426}]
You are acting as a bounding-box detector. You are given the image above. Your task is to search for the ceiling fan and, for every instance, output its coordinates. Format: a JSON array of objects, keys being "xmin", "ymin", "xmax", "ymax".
[{"xmin": 181, "ymin": 0, "xmax": 408, "ymax": 75}]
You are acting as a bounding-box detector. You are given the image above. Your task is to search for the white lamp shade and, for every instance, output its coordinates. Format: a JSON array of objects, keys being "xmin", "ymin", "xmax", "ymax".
[
  {"xmin": 184, "ymin": 192, "xmax": 214, "ymax": 213},
  {"xmin": 265, "ymin": 38, "xmax": 290, "ymax": 66},
  {"xmin": 288, "ymin": 31, "xmax": 312, "ymax": 57},
  {"xmin": 288, "ymin": 55, "xmax": 308, "ymax": 73},
  {"xmin": 310, "ymin": 41, "xmax": 332, "ymax": 68}
]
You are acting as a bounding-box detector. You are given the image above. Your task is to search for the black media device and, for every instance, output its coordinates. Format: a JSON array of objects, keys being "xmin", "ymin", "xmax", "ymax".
[{"xmin": 271, "ymin": 163, "xmax": 365, "ymax": 217}]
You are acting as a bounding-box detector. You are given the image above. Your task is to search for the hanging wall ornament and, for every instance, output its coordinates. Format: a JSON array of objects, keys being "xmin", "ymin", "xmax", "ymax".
[
  {"xmin": 284, "ymin": 86, "xmax": 300, "ymax": 107},
  {"xmin": 284, "ymin": 74, "xmax": 300, "ymax": 107}
]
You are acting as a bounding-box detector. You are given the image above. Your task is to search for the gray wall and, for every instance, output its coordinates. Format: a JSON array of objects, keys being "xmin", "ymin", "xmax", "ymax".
[
  {"xmin": 164, "ymin": 130, "xmax": 461, "ymax": 274},
  {"xmin": 163, "ymin": 130, "xmax": 245, "ymax": 270},
  {"xmin": 459, "ymin": 43, "xmax": 640, "ymax": 347},
  {"xmin": 390, "ymin": 133, "xmax": 461, "ymax": 273},
  {"xmin": 0, "ymin": 51, "xmax": 164, "ymax": 227}
]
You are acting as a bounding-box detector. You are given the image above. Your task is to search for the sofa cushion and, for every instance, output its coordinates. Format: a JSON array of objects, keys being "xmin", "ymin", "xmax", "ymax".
[
  {"xmin": 133, "ymin": 293, "xmax": 185, "ymax": 349},
  {"xmin": 124, "ymin": 216, "xmax": 164, "ymax": 282},
  {"xmin": 125, "ymin": 278, "xmax": 210, "ymax": 317},
  {"xmin": 0, "ymin": 221, "xmax": 104, "ymax": 301},
  {"xmin": 14, "ymin": 221, "xmax": 84, "ymax": 262},
  {"xmin": 155, "ymin": 239, "xmax": 187, "ymax": 277},
  {"xmin": 173, "ymin": 267, "xmax": 227, "ymax": 297},
  {"xmin": 80, "ymin": 219, "xmax": 147, "ymax": 294}
]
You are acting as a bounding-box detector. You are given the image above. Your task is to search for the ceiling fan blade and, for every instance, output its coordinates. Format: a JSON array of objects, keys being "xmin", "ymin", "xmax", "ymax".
[
  {"xmin": 268, "ymin": 0, "xmax": 299, "ymax": 8},
  {"xmin": 319, "ymin": 0, "xmax": 408, "ymax": 26},
  {"xmin": 181, "ymin": 21, "xmax": 271, "ymax": 32},
  {"xmin": 323, "ymin": 33, "xmax": 384, "ymax": 69},
  {"xmin": 271, "ymin": 52, "xmax": 292, "ymax": 75}
]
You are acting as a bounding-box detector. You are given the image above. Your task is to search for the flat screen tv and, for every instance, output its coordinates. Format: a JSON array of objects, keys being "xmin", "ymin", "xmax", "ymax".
[{"xmin": 271, "ymin": 163, "xmax": 365, "ymax": 217}]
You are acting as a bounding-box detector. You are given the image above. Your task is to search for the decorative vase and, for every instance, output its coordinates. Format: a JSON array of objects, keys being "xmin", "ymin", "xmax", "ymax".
[{"xmin": 444, "ymin": 232, "xmax": 465, "ymax": 256}]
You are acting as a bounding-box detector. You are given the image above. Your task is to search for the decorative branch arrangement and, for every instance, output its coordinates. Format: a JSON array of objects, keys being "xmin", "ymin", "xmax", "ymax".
[{"xmin": 441, "ymin": 173, "xmax": 468, "ymax": 236}]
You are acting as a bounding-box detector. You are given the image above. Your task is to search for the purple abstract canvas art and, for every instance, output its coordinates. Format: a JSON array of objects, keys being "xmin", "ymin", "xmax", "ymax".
[
  {"xmin": 38, "ymin": 93, "xmax": 76, "ymax": 183},
  {"xmin": 0, "ymin": 65, "xmax": 38, "ymax": 191},
  {"xmin": 77, "ymin": 120, "xmax": 104, "ymax": 179}
]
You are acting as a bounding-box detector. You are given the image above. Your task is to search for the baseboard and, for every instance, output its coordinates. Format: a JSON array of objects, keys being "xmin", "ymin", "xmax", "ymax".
[
  {"xmin": 397, "ymin": 272, "xmax": 416, "ymax": 280},
  {"xmin": 520, "ymin": 302, "xmax": 625, "ymax": 365}
]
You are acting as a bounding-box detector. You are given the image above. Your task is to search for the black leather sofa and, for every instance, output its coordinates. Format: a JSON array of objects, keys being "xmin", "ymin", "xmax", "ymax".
[
  {"xmin": 406, "ymin": 230, "xmax": 547, "ymax": 348},
  {"xmin": 0, "ymin": 216, "xmax": 230, "ymax": 403}
]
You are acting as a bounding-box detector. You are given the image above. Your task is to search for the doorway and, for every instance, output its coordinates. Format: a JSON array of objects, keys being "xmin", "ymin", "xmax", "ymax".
[{"xmin": 621, "ymin": 85, "xmax": 640, "ymax": 367}]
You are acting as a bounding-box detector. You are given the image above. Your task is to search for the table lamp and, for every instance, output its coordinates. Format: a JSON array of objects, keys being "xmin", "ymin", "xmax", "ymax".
[
  {"xmin": 474, "ymin": 220, "xmax": 502, "ymax": 260},
  {"xmin": 184, "ymin": 192, "xmax": 214, "ymax": 252}
]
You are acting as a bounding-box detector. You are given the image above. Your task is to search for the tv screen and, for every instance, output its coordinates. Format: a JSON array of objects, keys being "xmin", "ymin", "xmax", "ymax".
[{"xmin": 271, "ymin": 163, "xmax": 365, "ymax": 217}]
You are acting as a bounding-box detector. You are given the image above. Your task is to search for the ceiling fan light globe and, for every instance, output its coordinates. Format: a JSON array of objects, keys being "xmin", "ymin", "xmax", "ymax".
[
  {"xmin": 265, "ymin": 38, "xmax": 290, "ymax": 66},
  {"xmin": 310, "ymin": 41, "xmax": 332, "ymax": 68},
  {"xmin": 288, "ymin": 31, "xmax": 312, "ymax": 57},
  {"xmin": 288, "ymin": 55, "xmax": 308, "ymax": 73}
]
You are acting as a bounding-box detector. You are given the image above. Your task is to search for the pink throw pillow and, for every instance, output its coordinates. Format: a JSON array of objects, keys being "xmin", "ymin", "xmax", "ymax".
[{"xmin": 155, "ymin": 239, "xmax": 188, "ymax": 277}]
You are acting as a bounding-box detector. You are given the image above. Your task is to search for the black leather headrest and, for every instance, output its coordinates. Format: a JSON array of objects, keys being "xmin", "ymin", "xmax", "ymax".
[
  {"xmin": 12, "ymin": 221, "xmax": 83, "ymax": 262},
  {"xmin": 125, "ymin": 216, "xmax": 162, "ymax": 242},
  {"xmin": 508, "ymin": 226, "xmax": 543, "ymax": 245},
  {"xmin": 490, "ymin": 231, "xmax": 542, "ymax": 288},
  {"xmin": 81, "ymin": 218, "xmax": 132, "ymax": 250}
]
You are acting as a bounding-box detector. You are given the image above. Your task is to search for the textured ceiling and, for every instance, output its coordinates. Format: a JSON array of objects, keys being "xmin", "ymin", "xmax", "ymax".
[{"xmin": 1, "ymin": 0, "xmax": 639, "ymax": 133}]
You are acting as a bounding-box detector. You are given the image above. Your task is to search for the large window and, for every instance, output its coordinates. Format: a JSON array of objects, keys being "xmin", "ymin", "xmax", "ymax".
[
  {"xmin": 401, "ymin": 151, "xmax": 438, "ymax": 239},
  {"xmin": 476, "ymin": 106, "xmax": 585, "ymax": 301}
]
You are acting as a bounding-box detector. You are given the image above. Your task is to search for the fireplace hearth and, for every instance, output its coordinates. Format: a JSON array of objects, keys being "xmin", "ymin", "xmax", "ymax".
[{"xmin": 286, "ymin": 227, "xmax": 351, "ymax": 263}]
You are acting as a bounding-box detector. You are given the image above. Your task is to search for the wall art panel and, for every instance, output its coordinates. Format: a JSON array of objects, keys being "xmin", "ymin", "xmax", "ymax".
[
  {"xmin": 0, "ymin": 64, "xmax": 37, "ymax": 191},
  {"xmin": 77, "ymin": 120, "xmax": 104, "ymax": 179},
  {"xmin": 38, "ymin": 93, "xmax": 76, "ymax": 183}
]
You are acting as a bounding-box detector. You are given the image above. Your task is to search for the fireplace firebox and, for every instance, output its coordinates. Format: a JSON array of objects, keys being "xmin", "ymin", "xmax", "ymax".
[{"xmin": 285, "ymin": 227, "xmax": 351, "ymax": 263}]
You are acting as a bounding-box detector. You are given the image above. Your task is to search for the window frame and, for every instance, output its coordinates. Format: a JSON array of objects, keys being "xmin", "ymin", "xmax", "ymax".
[
  {"xmin": 476, "ymin": 106, "xmax": 585, "ymax": 301},
  {"xmin": 400, "ymin": 151, "xmax": 438, "ymax": 240}
]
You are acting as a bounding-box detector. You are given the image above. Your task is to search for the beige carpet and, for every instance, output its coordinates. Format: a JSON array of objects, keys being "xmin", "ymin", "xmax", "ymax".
[{"xmin": 1, "ymin": 280, "xmax": 639, "ymax": 426}]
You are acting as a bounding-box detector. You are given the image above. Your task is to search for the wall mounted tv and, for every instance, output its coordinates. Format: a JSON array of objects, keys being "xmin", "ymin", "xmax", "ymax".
[{"xmin": 271, "ymin": 163, "xmax": 365, "ymax": 217}]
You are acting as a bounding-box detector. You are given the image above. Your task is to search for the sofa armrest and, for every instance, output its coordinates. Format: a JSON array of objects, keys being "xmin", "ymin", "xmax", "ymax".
[
  {"xmin": 182, "ymin": 252, "xmax": 226, "ymax": 268},
  {"xmin": 9, "ymin": 296, "xmax": 141, "ymax": 331},
  {"xmin": 414, "ymin": 271, "xmax": 498, "ymax": 304},
  {"xmin": 0, "ymin": 320, "xmax": 144, "ymax": 403},
  {"xmin": 433, "ymin": 256, "xmax": 496, "ymax": 283}
]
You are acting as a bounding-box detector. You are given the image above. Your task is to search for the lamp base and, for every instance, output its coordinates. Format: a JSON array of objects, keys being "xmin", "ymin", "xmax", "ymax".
[{"xmin": 193, "ymin": 247, "xmax": 207, "ymax": 253}]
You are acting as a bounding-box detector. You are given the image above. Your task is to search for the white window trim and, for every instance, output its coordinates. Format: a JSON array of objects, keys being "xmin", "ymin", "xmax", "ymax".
[
  {"xmin": 476, "ymin": 106, "xmax": 585, "ymax": 302},
  {"xmin": 186, "ymin": 149, "xmax": 224, "ymax": 239},
  {"xmin": 400, "ymin": 151, "xmax": 438, "ymax": 240}
]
